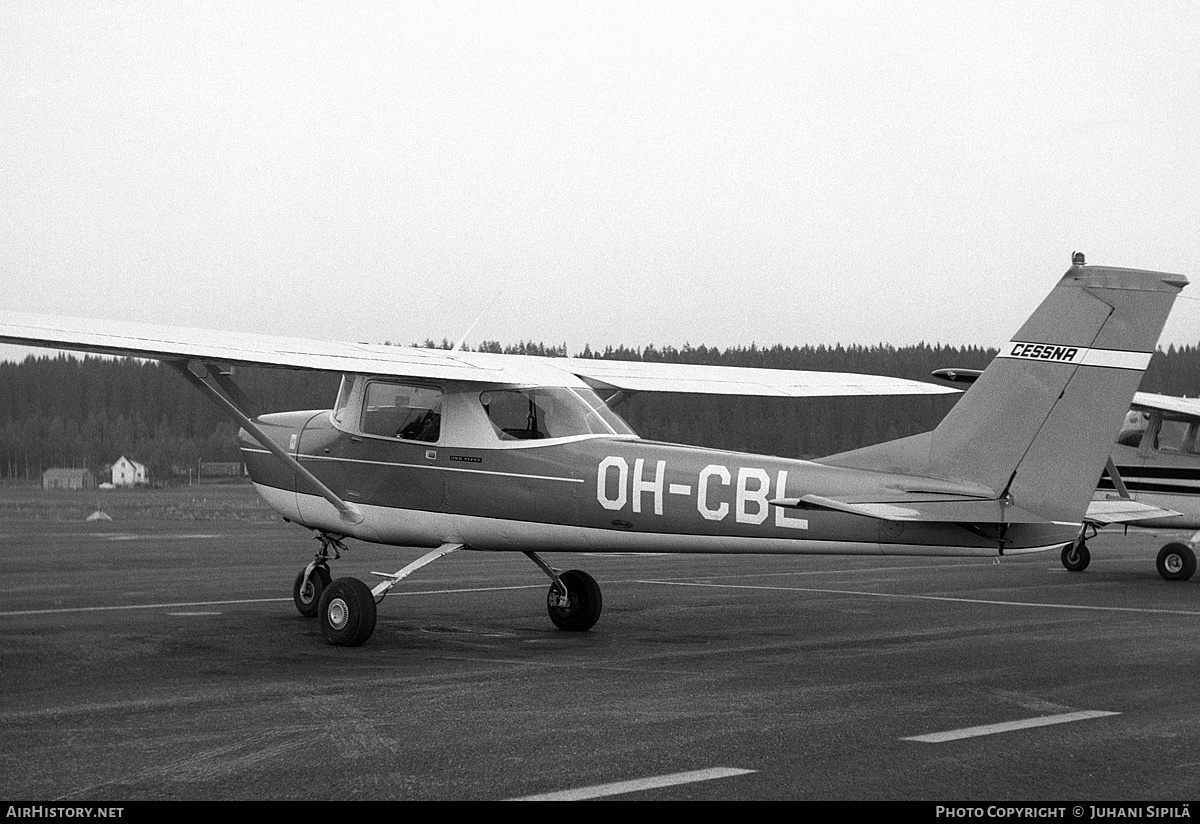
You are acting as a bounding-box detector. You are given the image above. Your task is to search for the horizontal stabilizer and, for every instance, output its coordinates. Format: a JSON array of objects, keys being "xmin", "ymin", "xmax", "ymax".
[
  {"xmin": 931, "ymin": 367, "xmax": 983, "ymax": 384},
  {"xmin": 771, "ymin": 494, "xmax": 1059, "ymax": 524},
  {"xmin": 1085, "ymin": 498, "xmax": 1181, "ymax": 525}
]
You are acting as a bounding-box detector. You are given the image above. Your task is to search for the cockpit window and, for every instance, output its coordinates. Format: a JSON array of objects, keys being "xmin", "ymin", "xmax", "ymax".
[
  {"xmin": 361, "ymin": 381, "xmax": 443, "ymax": 443},
  {"xmin": 480, "ymin": 386, "xmax": 633, "ymax": 441},
  {"xmin": 1117, "ymin": 410, "xmax": 1149, "ymax": 447}
]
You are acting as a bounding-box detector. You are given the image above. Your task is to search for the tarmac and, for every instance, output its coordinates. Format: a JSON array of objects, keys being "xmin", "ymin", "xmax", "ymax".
[{"xmin": 2, "ymin": 520, "xmax": 1199, "ymax": 801}]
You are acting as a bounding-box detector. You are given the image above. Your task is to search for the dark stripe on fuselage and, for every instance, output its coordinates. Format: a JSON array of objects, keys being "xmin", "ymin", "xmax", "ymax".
[
  {"xmin": 1103, "ymin": 465, "xmax": 1200, "ymax": 481},
  {"xmin": 1098, "ymin": 479, "xmax": 1200, "ymax": 495},
  {"xmin": 1100, "ymin": 464, "xmax": 1200, "ymax": 495}
]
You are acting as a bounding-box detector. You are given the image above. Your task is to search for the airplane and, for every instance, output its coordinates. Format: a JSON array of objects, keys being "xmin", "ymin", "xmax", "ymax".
[
  {"xmin": 930, "ymin": 380, "xmax": 1200, "ymax": 581},
  {"xmin": 0, "ymin": 255, "xmax": 1186, "ymax": 646}
]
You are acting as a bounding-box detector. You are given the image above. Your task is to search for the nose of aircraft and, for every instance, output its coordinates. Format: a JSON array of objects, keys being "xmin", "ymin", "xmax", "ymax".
[{"xmin": 238, "ymin": 410, "xmax": 323, "ymax": 487}]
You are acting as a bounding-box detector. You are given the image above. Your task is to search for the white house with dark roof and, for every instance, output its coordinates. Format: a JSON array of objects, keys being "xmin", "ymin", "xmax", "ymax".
[{"xmin": 109, "ymin": 456, "xmax": 148, "ymax": 487}]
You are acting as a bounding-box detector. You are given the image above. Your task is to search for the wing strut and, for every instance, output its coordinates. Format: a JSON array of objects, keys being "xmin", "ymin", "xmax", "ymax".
[
  {"xmin": 1104, "ymin": 456, "xmax": 1131, "ymax": 499},
  {"xmin": 168, "ymin": 360, "xmax": 364, "ymax": 526}
]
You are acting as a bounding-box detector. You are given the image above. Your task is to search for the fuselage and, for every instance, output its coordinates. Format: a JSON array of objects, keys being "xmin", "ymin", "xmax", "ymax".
[
  {"xmin": 239, "ymin": 377, "xmax": 1077, "ymax": 558},
  {"xmin": 1097, "ymin": 438, "xmax": 1200, "ymax": 531}
]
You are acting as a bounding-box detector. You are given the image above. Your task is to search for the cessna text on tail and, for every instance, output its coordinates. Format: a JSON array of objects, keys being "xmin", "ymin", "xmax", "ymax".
[{"xmin": 0, "ymin": 256, "xmax": 1186, "ymax": 646}]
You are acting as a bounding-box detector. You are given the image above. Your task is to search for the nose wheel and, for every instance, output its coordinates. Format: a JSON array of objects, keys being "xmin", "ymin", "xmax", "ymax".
[{"xmin": 292, "ymin": 565, "xmax": 332, "ymax": 617}]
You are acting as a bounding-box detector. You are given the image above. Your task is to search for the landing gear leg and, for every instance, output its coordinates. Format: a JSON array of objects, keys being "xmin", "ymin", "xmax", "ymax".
[
  {"xmin": 292, "ymin": 532, "xmax": 348, "ymax": 617},
  {"xmin": 526, "ymin": 552, "xmax": 602, "ymax": 632}
]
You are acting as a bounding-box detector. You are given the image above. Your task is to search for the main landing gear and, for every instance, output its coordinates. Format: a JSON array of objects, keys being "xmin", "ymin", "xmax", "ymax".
[
  {"xmin": 1061, "ymin": 523, "xmax": 1198, "ymax": 581},
  {"xmin": 1061, "ymin": 523, "xmax": 1095, "ymax": 572},
  {"xmin": 525, "ymin": 553, "xmax": 603, "ymax": 632},
  {"xmin": 1156, "ymin": 542, "xmax": 1197, "ymax": 581},
  {"xmin": 289, "ymin": 533, "xmax": 605, "ymax": 646}
]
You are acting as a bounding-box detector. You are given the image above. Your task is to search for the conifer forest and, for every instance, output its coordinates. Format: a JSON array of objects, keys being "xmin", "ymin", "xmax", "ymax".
[{"xmin": 2, "ymin": 340, "xmax": 1198, "ymax": 483}]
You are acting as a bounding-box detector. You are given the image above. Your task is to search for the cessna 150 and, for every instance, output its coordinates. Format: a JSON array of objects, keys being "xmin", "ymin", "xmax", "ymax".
[{"xmin": 0, "ymin": 257, "xmax": 1186, "ymax": 646}]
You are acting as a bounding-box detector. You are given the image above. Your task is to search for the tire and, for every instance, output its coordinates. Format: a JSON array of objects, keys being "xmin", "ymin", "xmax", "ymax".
[
  {"xmin": 318, "ymin": 577, "xmax": 378, "ymax": 646},
  {"xmin": 292, "ymin": 566, "xmax": 331, "ymax": 618},
  {"xmin": 1061, "ymin": 542, "xmax": 1090, "ymax": 572},
  {"xmin": 547, "ymin": 570, "xmax": 602, "ymax": 632},
  {"xmin": 1156, "ymin": 543, "xmax": 1196, "ymax": 582}
]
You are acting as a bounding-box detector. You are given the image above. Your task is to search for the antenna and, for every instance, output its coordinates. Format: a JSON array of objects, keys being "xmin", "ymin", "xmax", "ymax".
[{"xmin": 451, "ymin": 291, "xmax": 502, "ymax": 352}]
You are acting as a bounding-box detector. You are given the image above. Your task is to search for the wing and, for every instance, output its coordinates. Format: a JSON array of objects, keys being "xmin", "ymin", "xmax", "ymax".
[
  {"xmin": 0, "ymin": 310, "xmax": 958, "ymax": 398},
  {"xmin": 1131, "ymin": 392, "xmax": 1200, "ymax": 419},
  {"xmin": 0, "ymin": 310, "xmax": 530, "ymax": 382}
]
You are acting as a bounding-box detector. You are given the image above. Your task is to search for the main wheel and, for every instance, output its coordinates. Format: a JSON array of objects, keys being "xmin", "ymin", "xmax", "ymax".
[
  {"xmin": 547, "ymin": 570, "xmax": 602, "ymax": 632},
  {"xmin": 1061, "ymin": 541, "xmax": 1090, "ymax": 572},
  {"xmin": 1156, "ymin": 543, "xmax": 1196, "ymax": 581},
  {"xmin": 292, "ymin": 565, "xmax": 331, "ymax": 618},
  {"xmin": 318, "ymin": 577, "xmax": 378, "ymax": 646}
]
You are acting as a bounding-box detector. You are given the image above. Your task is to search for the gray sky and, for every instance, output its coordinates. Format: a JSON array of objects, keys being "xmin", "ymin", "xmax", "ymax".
[{"xmin": 3, "ymin": 1, "xmax": 1199, "ymax": 363}]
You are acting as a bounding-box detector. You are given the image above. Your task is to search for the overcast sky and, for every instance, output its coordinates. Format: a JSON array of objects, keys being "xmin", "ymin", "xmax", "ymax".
[{"xmin": 2, "ymin": 1, "xmax": 1198, "ymax": 363}]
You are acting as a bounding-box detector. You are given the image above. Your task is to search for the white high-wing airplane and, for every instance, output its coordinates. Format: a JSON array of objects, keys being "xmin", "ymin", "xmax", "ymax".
[
  {"xmin": 0, "ymin": 256, "xmax": 1186, "ymax": 646},
  {"xmin": 1090, "ymin": 392, "xmax": 1200, "ymax": 579}
]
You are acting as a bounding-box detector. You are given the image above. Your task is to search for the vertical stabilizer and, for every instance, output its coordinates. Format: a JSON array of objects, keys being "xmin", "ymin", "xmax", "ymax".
[{"xmin": 822, "ymin": 259, "xmax": 1187, "ymax": 522}]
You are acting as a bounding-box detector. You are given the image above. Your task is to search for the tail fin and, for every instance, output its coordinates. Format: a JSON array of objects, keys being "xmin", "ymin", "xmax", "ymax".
[{"xmin": 822, "ymin": 259, "xmax": 1187, "ymax": 522}]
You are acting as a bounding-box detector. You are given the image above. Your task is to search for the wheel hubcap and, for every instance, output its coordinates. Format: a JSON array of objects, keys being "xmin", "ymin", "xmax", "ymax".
[
  {"xmin": 328, "ymin": 597, "xmax": 349, "ymax": 630},
  {"xmin": 300, "ymin": 582, "xmax": 315, "ymax": 604},
  {"xmin": 1166, "ymin": 555, "xmax": 1184, "ymax": 574}
]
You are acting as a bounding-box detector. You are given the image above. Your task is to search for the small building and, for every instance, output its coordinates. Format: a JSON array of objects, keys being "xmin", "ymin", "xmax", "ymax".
[
  {"xmin": 199, "ymin": 461, "xmax": 245, "ymax": 479},
  {"xmin": 42, "ymin": 468, "xmax": 96, "ymax": 491},
  {"xmin": 109, "ymin": 456, "xmax": 148, "ymax": 487}
]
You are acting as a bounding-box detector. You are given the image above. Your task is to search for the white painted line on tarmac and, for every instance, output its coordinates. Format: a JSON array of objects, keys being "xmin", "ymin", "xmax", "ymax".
[
  {"xmin": 646, "ymin": 561, "xmax": 1014, "ymax": 584},
  {"xmin": 903, "ymin": 710, "xmax": 1121, "ymax": 743},
  {"xmin": 509, "ymin": 767, "xmax": 756, "ymax": 801},
  {"xmin": 0, "ymin": 584, "xmax": 546, "ymax": 617},
  {"xmin": 100, "ymin": 533, "xmax": 226, "ymax": 541},
  {"xmin": 646, "ymin": 580, "xmax": 1200, "ymax": 617},
  {"xmin": 0, "ymin": 598, "xmax": 293, "ymax": 616}
]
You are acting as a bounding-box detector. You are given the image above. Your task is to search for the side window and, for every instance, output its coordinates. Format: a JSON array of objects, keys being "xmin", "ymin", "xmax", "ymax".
[
  {"xmin": 1153, "ymin": 419, "xmax": 1197, "ymax": 454},
  {"xmin": 479, "ymin": 387, "xmax": 628, "ymax": 441},
  {"xmin": 361, "ymin": 382, "xmax": 443, "ymax": 443},
  {"xmin": 481, "ymin": 389, "xmax": 547, "ymax": 440}
]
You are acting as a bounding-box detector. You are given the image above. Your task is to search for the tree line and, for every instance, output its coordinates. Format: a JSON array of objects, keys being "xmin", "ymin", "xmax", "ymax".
[{"xmin": 1, "ymin": 340, "xmax": 1198, "ymax": 483}]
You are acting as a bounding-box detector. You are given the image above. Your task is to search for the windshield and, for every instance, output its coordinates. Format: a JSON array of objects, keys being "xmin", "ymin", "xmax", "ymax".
[{"xmin": 480, "ymin": 386, "xmax": 634, "ymax": 441}]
